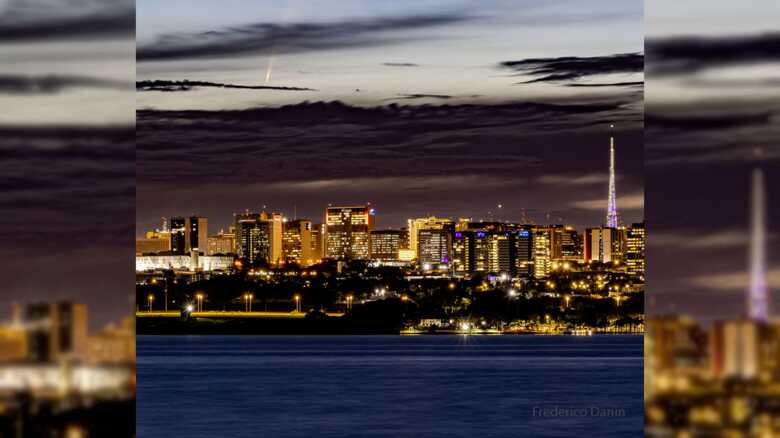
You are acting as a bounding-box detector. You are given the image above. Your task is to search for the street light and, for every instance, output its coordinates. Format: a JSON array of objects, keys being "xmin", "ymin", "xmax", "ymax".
[
  {"xmin": 564, "ymin": 295, "xmax": 571, "ymax": 309},
  {"xmin": 147, "ymin": 294, "xmax": 154, "ymax": 312},
  {"xmin": 243, "ymin": 293, "xmax": 254, "ymax": 312},
  {"xmin": 294, "ymin": 294, "xmax": 301, "ymax": 313},
  {"xmin": 196, "ymin": 293, "xmax": 204, "ymax": 312}
]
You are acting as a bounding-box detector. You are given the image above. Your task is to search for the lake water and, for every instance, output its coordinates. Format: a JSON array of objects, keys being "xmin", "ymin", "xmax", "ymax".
[{"xmin": 137, "ymin": 335, "xmax": 643, "ymax": 437}]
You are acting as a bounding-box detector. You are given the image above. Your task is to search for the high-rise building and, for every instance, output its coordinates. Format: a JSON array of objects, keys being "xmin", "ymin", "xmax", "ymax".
[
  {"xmin": 513, "ymin": 228, "xmax": 534, "ymax": 277},
  {"xmin": 584, "ymin": 227, "xmax": 622, "ymax": 263},
  {"xmin": 488, "ymin": 233, "xmax": 512, "ymax": 274},
  {"xmin": 187, "ymin": 216, "xmax": 208, "ymax": 252},
  {"xmin": 270, "ymin": 213, "xmax": 283, "ymax": 265},
  {"xmin": 418, "ymin": 226, "xmax": 453, "ymax": 267},
  {"xmin": 533, "ymin": 228, "xmax": 551, "ymax": 278},
  {"xmin": 370, "ymin": 230, "xmax": 401, "ymax": 261},
  {"xmin": 625, "ymin": 222, "xmax": 645, "ymax": 278},
  {"xmin": 207, "ymin": 229, "xmax": 236, "ymax": 255},
  {"xmin": 170, "ymin": 217, "xmax": 187, "ymax": 254},
  {"xmin": 234, "ymin": 211, "xmax": 281, "ymax": 265},
  {"xmin": 408, "ymin": 217, "xmax": 452, "ymax": 260},
  {"xmin": 310, "ymin": 223, "xmax": 325, "ymax": 260},
  {"xmin": 283, "ymin": 219, "xmax": 313, "ymax": 266},
  {"xmin": 24, "ymin": 302, "xmax": 88, "ymax": 362},
  {"xmin": 452, "ymin": 231, "xmax": 473, "ymax": 274},
  {"xmin": 551, "ymin": 225, "xmax": 581, "ymax": 260},
  {"xmin": 325, "ymin": 206, "xmax": 374, "ymax": 260}
]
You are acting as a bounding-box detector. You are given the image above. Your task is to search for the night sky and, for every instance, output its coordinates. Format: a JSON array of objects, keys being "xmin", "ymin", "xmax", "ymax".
[{"xmin": 136, "ymin": 0, "xmax": 644, "ymax": 235}]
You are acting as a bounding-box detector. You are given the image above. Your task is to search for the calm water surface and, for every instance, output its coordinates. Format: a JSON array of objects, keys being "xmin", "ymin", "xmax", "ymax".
[{"xmin": 137, "ymin": 335, "xmax": 642, "ymax": 437}]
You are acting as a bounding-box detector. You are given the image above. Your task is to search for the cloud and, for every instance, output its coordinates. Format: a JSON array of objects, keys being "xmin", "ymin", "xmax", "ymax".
[
  {"xmin": 0, "ymin": 74, "xmax": 129, "ymax": 94},
  {"xmin": 137, "ymin": 14, "xmax": 470, "ymax": 61},
  {"xmin": 646, "ymin": 32, "xmax": 780, "ymax": 76},
  {"xmin": 388, "ymin": 93, "xmax": 453, "ymax": 100},
  {"xmin": 382, "ymin": 62, "xmax": 420, "ymax": 67},
  {"xmin": 651, "ymin": 230, "xmax": 757, "ymax": 250},
  {"xmin": 136, "ymin": 80, "xmax": 314, "ymax": 92},
  {"xmin": 499, "ymin": 53, "xmax": 643, "ymax": 84},
  {"xmin": 570, "ymin": 193, "xmax": 644, "ymax": 211},
  {"xmin": 537, "ymin": 173, "xmax": 608, "ymax": 185},
  {"xmin": 0, "ymin": 0, "xmax": 134, "ymax": 41},
  {"xmin": 689, "ymin": 268, "xmax": 780, "ymax": 292},
  {"xmin": 566, "ymin": 81, "xmax": 644, "ymax": 88}
]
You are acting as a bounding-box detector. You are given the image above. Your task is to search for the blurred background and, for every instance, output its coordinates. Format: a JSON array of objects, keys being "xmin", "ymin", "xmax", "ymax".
[
  {"xmin": 0, "ymin": 0, "xmax": 135, "ymax": 436},
  {"xmin": 645, "ymin": 0, "xmax": 780, "ymax": 436}
]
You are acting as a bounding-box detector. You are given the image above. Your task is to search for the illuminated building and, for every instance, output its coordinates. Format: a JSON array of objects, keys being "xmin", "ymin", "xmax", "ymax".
[
  {"xmin": 453, "ymin": 231, "xmax": 513, "ymax": 275},
  {"xmin": 207, "ymin": 229, "xmax": 236, "ymax": 255},
  {"xmin": 325, "ymin": 206, "xmax": 374, "ymax": 260},
  {"xmin": 533, "ymin": 228, "xmax": 551, "ymax": 278},
  {"xmin": 513, "ymin": 228, "xmax": 534, "ymax": 277},
  {"xmin": 584, "ymin": 227, "xmax": 623, "ymax": 263},
  {"xmin": 169, "ymin": 216, "xmax": 187, "ymax": 254},
  {"xmin": 282, "ymin": 219, "xmax": 313, "ymax": 266},
  {"xmin": 370, "ymin": 230, "xmax": 401, "ymax": 261},
  {"xmin": 488, "ymin": 233, "xmax": 512, "ymax": 274},
  {"xmin": 187, "ymin": 216, "xmax": 208, "ymax": 252},
  {"xmin": 0, "ymin": 327, "xmax": 27, "ymax": 362},
  {"xmin": 418, "ymin": 225, "xmax": 453, "ymax": 267},
  {"xmin": 452, "ymin": 231, "xmax": 473, "ymax": 274},
  {"xmin": 551, "ymin": 225, "xmax": 581, "ymax": 260},
  {"xmin": 270, "ymin": 213, "xmax": 283, "ymax": 264},
  {"xmin": 310, "ymin": 223, "xmax": 325, "ymax": 260},
  {"xmin": 24, "ymin": 302, "xmax": 88, "ymax": 363},
  {"xmin": 408, "ymin": 217, "xmax": 453, "ymax": 260},
  {"xmin": 135, "ymin": 254, "xmax": 235, "ymax": 272},
  {"xmin": 234, "ymin": 211, "xmax": 283, "ymax": 265},
  {"xmin": 625, "ymin": 222, "xmax": 645, "ymax": 278},
  {"xmin": 86, "ymin": 317, "xmax": 135, "ymax": 365},
  {"xmin": 135, "ymin": 230, "xmax": 171, "ymax": 255}
]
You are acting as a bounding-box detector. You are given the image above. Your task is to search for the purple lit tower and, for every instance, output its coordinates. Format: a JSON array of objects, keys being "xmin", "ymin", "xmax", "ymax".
[
  {"xmin": 605, "ymin": 126, "xmax": 618, "ymax": 228},
  {"xmin": 748, "ymin": 164, "xmax": 768, "ymax": 322}
]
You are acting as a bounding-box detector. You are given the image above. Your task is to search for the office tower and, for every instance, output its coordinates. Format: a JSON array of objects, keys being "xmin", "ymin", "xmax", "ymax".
[
  {"xmin": 488, "ymin": 233, "xmax": 512, "ymax": 274},
  {"xmin": 207, "ymin": 230, "xmax": 236, "ymax": 255},
  {"xmin": 533, "ymin": 228, "xmax": 551, "ymax": 278},
  {"xmin": 452, "ymin": 231, "xmax": 473, "ymax": 274},
  {"xmin": 170, "ymin": 217, "xmax": 187, "ymax": 254},
  {"xmin": 584, "ymin": 227, "xmax": 621, "ymax": 263},
  {"xmin": 513, "ymin": 228, "xmax": 534, "ymax": 277},
  {"xmin": 234, "ymin": 212, "xmax": 270, "ymax": 264},
  {"xmin": 283, "ymin": 219, "xmax": 313, "ymax": 265},
  {"xmin": 556, "ymin": 226, "xmax": 581, "ymax": 260},
  {"xmin": 409, "ymin": 217, "xmax": 453, "ymax": 260},
  {"xmin": 370, "ymin": 230, "xmax": 401, "ymax": 261},
  {"xmin": 310, "ymin": 223, "xmax": 325, "ymax": 260},
  {"xmin": 606, "ymin": 128, "xmax": 618, "ymax": 228},
  {"xmin": 270, "ymin": 213, "xmax": 283, "ymax": 265},
  {"xmin": 325, "ymin": 206, "xmax": 374, "ymax": 260},
  {"xmin": 233, "ymin": 211, "xmax": 284, "ymax": 265},
  {"xmin": 625, "ymin": 222, "xmax": 645, "ymax": 278},
  {"xmin": 418, "ymin": 225, "xmax": 453, "ymax": 267},
  {"xmin": 24, "ymin": 302, "xmax": 88, "ymax": 362},
  {"xmin": 136, "ymin": 230, "xmax": 171, "ymax": 255},
  {"xmin": 187, "ymin": 216, "xmax": 208, "ymax": 252}
]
